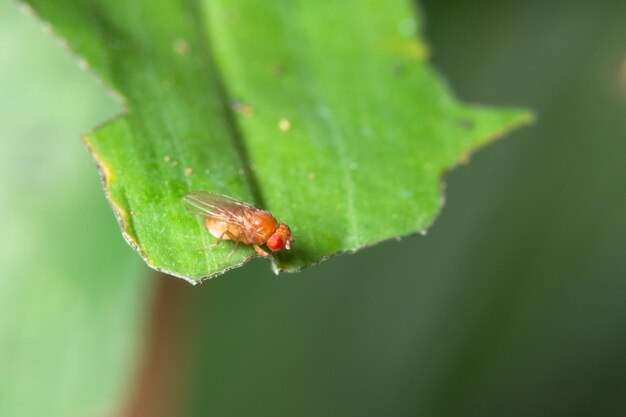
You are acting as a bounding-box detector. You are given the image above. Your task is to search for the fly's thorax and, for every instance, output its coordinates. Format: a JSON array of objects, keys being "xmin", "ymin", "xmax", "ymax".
[{"xmin": 246, "ymin": 210, "xmax": 278, "ymax": 241}]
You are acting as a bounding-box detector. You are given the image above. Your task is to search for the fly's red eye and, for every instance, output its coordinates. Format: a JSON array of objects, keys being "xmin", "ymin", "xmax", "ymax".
[{"xmin": 267, "ymin": 234, "xmax": 284, "ymax": 251}]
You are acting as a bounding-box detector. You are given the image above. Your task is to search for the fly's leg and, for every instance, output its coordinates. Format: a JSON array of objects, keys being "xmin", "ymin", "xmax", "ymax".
[
  {"xmin": 196, "ymin": 231, "xmax": 228, "ymax": 251},
  {"xmin": 225, "ymin": 241, "xmax": 240, "ymax": 259},
  {"xmin": 224, "ymin": 231, "xmax": 240, "ymax": 259},
  {"xmin": 253, "ymin": 244, "xmax": 270, "ymax": 257}
]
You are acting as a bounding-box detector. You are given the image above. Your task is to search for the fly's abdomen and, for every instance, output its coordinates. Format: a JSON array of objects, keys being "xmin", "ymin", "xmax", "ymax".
[{"xmin": 205, "ymin": 217, "xmax": 246, "ymax": 242}]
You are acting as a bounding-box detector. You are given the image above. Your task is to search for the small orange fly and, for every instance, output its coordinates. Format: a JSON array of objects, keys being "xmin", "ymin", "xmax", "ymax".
[{"xmin": 182, "ymin": 191, "xmax": 294, "ymax": 257}]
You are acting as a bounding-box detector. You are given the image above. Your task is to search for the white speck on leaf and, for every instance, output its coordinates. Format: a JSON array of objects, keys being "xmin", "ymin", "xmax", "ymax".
[
  {"xmin": 173, "ymin": 38, "xmax": 189, "ymax": 55},
  {"xmin": 278, "ymin": 118, "xmax": 291, "ymax": 131}
]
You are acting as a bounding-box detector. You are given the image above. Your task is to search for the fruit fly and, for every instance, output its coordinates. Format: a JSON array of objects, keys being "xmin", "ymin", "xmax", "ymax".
[{"xmin": 182, "ymin": 191, "xmax": 294, "ymax": 257}]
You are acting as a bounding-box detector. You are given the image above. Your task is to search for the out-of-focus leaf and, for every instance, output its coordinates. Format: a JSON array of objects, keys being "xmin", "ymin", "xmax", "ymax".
[
  {"xmin": 0, "ymin": 4, "xmax": 148, "ymax": 417},
  {"xmin": 23, "ymin": 0, "xmax": 531, "ymax": 283}
]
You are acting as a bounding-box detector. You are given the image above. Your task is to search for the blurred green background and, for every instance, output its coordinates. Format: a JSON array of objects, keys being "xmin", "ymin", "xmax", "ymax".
[
  {"xmin": 1, "ymin": 1, "xmax": 625, "ymax": 417},
  {"xmin": 0, "ymin": 2, "xmax": 149, "ymax": 416}
]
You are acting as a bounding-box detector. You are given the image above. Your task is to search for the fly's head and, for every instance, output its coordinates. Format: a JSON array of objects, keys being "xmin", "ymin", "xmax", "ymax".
[{"xmin": 267, "ymin": 223, "xmax": 294, "ymax": 252}]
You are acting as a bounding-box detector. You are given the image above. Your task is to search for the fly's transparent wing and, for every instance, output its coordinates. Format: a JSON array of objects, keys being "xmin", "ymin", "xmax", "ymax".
[{"xmin": 182, "ymin": 191, "xmax": 255, "ymax": 226}]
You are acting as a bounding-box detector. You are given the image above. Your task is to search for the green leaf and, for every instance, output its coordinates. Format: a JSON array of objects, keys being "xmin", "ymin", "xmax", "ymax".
[
  {"xmin": 23, "ymin": 0, "xmax": 532, "ymax": 283},
  {"xmin": 0, "ymin": 3, "xmax": 149, "ymax": 416}
]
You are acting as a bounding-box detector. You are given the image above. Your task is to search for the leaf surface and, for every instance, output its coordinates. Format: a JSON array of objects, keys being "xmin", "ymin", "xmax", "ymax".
[{"xmin": 24, "ymin": 0, "xmax": 532, "ymax": 282}]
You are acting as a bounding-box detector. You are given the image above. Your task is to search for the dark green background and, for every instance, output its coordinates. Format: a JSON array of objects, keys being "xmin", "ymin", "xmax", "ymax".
[{"xmin": 3, "ymin": 0, "xmax": 626, "ymax": 416}]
